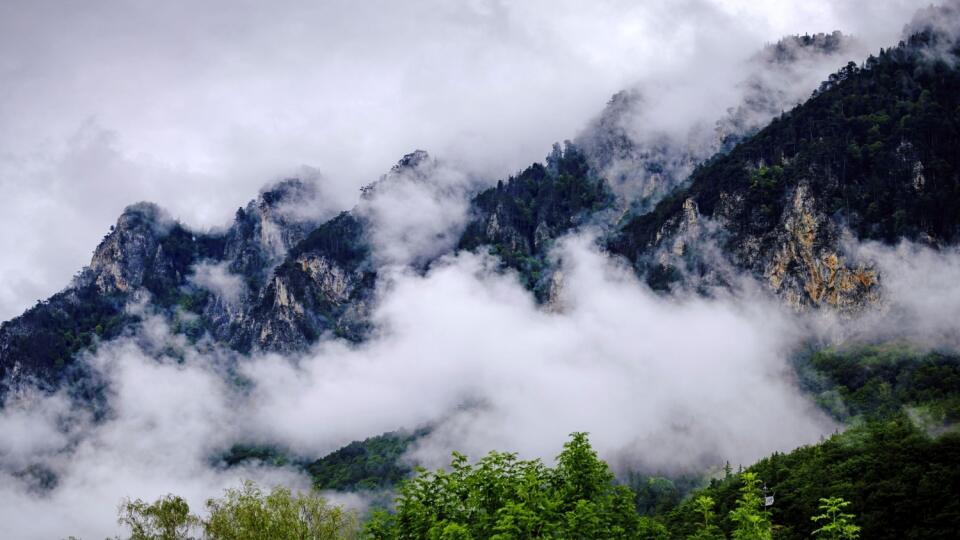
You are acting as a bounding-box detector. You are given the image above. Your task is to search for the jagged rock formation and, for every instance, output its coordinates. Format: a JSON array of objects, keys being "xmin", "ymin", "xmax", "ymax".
[
  {"xmin": 232, "ymin": 212, "xmax": 374, "ymax": 351},
  {"xmin": 0, "ymin": 178, "xmax": 334, "ymax": 392},
  {"xmin": 3, "ymin": 21, "xmax": 960, "ymax": 395}
]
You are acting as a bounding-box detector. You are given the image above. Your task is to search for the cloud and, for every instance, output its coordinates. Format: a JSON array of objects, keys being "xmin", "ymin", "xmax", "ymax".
[
  {"xmin": 189, "ymin": 262, "xmax": 247, "ymax": 305},
  {"xmin": 357, "ymin": 153, "xmax": 480, "ymax": 268},
  {"xmin": 0, "ymin": 316, "xmax": 309, "ymax": 539},
  {"xmin": 835, "ymin": 239, "xmax": 960, "ymax": 350},
  {"xmin": 246, "ymin": 236, "xmax": 835, "ymax": 472}
]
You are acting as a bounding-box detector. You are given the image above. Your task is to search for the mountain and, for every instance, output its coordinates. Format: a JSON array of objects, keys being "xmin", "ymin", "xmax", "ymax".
[
  {"xmin": 609, "ymin": 24, "xmax": 960, "ymax": 310},
  {"xmin": 4, "ymin": 21, "xmax": 960, "ymax": 395}
]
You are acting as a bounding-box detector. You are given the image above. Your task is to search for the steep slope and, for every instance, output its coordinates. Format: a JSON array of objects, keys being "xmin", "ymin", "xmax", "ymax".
[
  {"xmin": 609, "ymin": 26, "xmax": 960, "ymax": 310},
  {"xmin": 577, "ymin": 32, "xmax": 856, "ymax": 214}
]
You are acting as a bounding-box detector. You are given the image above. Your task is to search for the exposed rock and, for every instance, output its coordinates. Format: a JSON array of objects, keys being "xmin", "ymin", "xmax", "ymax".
[
  {"xmin": 89, "ymin": 203, "xmax": 170, "ymax": 294},
  {"xmin": 763, "ymin": 185, "xmax": 879, "ymax": 311}
]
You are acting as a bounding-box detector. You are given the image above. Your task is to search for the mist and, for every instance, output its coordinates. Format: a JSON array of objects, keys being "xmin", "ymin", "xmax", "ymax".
[
  {"xmin": 5, "ymin": 224, "xmax": 960, "ymax": 538},
  {"xmin": 0, "ymin": 232, "xmax": 832, "ymax": 538}
]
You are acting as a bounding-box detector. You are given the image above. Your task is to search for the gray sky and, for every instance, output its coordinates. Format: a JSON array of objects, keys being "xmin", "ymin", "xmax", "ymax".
[{"xmin": 0, "ymin": 0, "xmax": 931, "ymax": 320}]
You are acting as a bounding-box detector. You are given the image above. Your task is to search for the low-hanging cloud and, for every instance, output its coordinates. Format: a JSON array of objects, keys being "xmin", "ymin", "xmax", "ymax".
[
  {"xmin": 189, "ymin": 262, "xmax": 247, "ymax": 306},
  {"xmin": 835, "ymin": 239, "xmax": 960, "ymax": 350},
  {"xmin": 245, "ymin": 235, "xmax": 834, "ymax": 471}
]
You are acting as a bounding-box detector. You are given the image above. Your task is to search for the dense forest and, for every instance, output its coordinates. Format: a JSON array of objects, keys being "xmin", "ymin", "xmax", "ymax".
[{"xmin": 104, "ymin": 338, "xmax": 960, "ymax": 539}]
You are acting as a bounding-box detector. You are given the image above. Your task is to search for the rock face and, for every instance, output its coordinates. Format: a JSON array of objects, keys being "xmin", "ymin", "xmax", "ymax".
[
  {"xmin": 762, "ymin": 185, "xmax": 878, "ymax": 311},
  {"xmin": 89, "ymin": 203, "xmax": 170, "ymax": 294},
  {"xmin": 0, "ymin": 177, "xmax": 350, "ymax": 391},
  {"xmin": 232, "ymin": 212, "xmax": 374, "ymax": 351},
  {"xmin": 223, "ymin": 179, "xmax": 320, "ymax": 286}
]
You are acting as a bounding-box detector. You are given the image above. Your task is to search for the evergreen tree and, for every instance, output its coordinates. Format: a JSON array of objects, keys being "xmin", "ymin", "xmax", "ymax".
[
  {"xmin": 811, "ymin": 497, "xmax": 860, "ymax": 540},
  {"xmin": 728, "ymin": 473, "xmax": 772, "ymax": 540}
]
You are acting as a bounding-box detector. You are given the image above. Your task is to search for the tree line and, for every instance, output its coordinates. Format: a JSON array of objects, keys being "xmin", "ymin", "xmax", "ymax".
[{"xmin": 91, "ymin": 433, "xmax": 861, "ymax": 540}]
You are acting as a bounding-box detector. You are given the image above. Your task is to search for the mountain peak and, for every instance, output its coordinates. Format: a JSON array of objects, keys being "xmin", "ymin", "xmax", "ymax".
[
  {"xmin": 257, "ymin": 178, "xmax": 316, "ymax": 209},
  {"xmin": 360, "ymin": 150, "xmax": 435, "ymax": 200},
  {"xmin": 391, "ymin": 149, "xmax": 431, "ymax": 173},
  {"xmin": 89, "ymin": 202, "xmax": 173, "ymax": 294}
]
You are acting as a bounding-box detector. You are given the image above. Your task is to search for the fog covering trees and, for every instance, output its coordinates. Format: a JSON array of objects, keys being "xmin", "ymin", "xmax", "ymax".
[{"xmin": 108, "ymin": 434, "xmax": 868, "ymax": 540}]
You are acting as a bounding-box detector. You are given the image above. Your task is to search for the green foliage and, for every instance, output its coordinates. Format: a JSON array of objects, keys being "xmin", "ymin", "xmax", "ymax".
[
  {"xmin": 659, "ymin": 340, "xmax": 960, "ymax": 540},
  {"xmin": 638, "ymin": 517, "xmax": 671, "ymax": 540},
  {"xmin": 627, "ymin": 473, "xmax": 704, "ymax": 516},
  {"xmin": 115, "ymin": 482, "xmax": 358, "ymax": 540},
  {"xmin": 799, "ymin": 343, "xmax": 960, "ymax": 422},
  {"xmin": 118, "ymin": 495, "xmax": 201, "ymax": 540},
  {"xmin": 205, "ymin": 481, "xmax": 358, "ymax": 540},
  {"xmin": 217, "ymin": 443, "xmax": 294, "ymax": 469},
  {"xmin": 811, "ymin": 497, "xmax": 860, "ymax": 540},
  {"xmin": 365, "ymin": 432, "xmax": 646, "ymax": 539},
  {"xmin": 214, "ymin": 430, "xmax": 425, "ymax": 498},
  {"xmin": 687, "ymin": 496, "xmax": 724, "ymax": 540},
  {"xmin": 306, "ymin": 430, "xmax": 425, "ymax": 491},
  {"xmin": 290, "ymin": 212, "xmax": 370, "ymax": 266},
  {"xmin": 0, "ymin": 282, "xmax": 131, "ymax": 391},
  {"xmin": 661, "ymin": 416, "xmax": 960, "ymax": 540},
  {"xmin": 728, "ymin": 473, "xmax": 771, "ymax": 540}
]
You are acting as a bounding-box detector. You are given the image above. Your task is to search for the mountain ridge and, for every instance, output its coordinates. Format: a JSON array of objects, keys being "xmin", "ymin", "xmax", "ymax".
[{"xmin": 2, "ymin": 23, "xmax": 960, "ymax": 397}]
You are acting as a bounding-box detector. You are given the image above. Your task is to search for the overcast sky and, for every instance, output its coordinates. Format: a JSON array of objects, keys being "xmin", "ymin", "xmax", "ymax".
[{"xmin": 0, "ymin": 0, "xmax": 933, "ymax": 321}]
